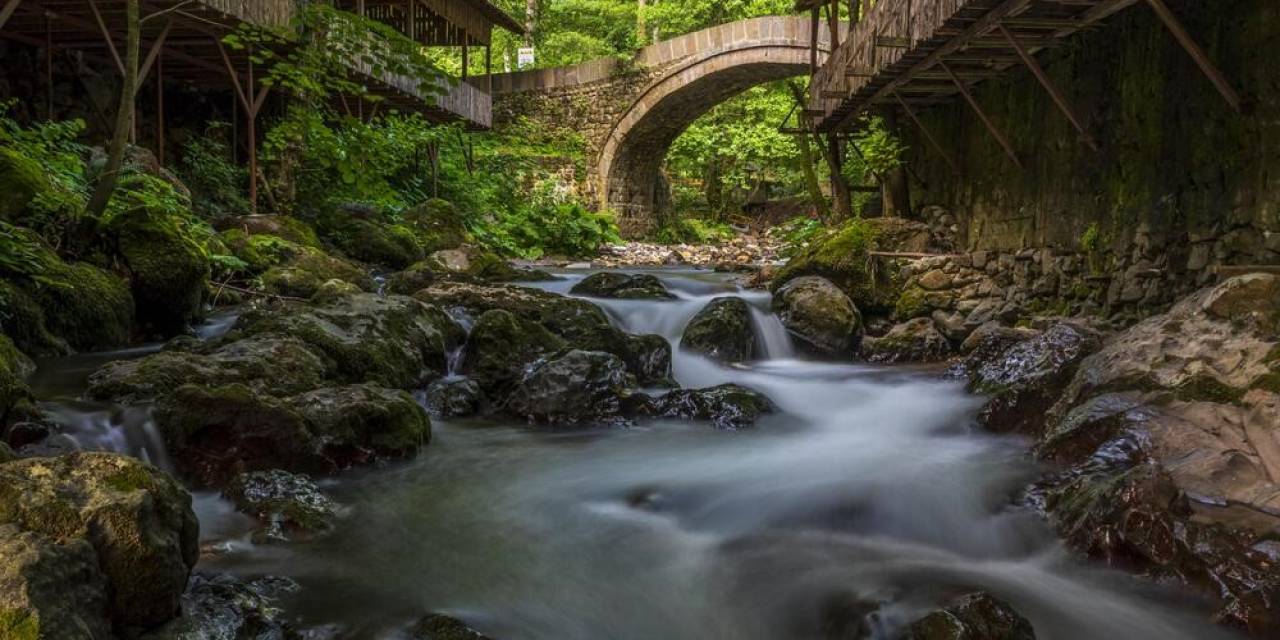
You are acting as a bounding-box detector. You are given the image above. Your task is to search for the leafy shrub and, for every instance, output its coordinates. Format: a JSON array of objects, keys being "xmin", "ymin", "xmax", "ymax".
[
  {"xmin": 651, "ymin": 217, "xmax": 735, "ymax": 245},
  {"xmin": 0, "ymin": 100, "xmax": 89, "ymax": 238},
  {"xmin": 178, "ymin": 122, "xmax": 249, "ymax": 222}
]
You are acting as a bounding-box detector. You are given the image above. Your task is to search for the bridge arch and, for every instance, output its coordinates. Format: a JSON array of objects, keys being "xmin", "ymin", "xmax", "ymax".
[{"xmin": 487, "ymin": 16, "xmax": 833, "ymax": 236}]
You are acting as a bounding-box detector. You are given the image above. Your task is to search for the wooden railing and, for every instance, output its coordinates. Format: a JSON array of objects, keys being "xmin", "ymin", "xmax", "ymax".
[
  {"xmin": 198, "ymin": 0, "xmax": 297, "ymax": 28},
  {"xmin": 810, "ymin": 0, "xmax": 967, "ymax": 113}
]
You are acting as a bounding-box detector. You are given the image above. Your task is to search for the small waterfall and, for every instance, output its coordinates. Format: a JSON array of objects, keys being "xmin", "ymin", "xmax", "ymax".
[
  {"xmin": 748, "ymin": 305, "xmax": 794, "ymax": 360},
  {"xmin": 39, "ymin": 401, "xmax": 174, "ymax": 471}
]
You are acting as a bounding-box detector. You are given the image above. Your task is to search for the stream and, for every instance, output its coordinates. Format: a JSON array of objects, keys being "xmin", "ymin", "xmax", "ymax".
[{"xmin": 30, "ymin": 269, "xmax": 1240, "ymax": 640}]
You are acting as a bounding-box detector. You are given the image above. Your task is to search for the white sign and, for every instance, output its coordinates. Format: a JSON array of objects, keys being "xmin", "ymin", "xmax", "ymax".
[{"xmin": 518, "ymin": 47, "xmax": 536, "ymax": 69}]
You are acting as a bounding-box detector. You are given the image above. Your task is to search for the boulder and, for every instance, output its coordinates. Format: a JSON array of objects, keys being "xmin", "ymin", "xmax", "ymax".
[
  {"xmin": 142, "ymin": 574, "xmax": 301, "ymax": 640},
  {"xmin": 964, "ymin": 323, "xmax": 1102, "ymax": 434},
  {"xmin": 645, "ymin": 384, "xmax": 774, "ymax": 430},
  {"xmin": 904, "ymin": 592, "xmax": 1036, "ymax": 640},
  {"xmin": 0, "ymin": 524, "xmax": 111, "ymax": 639},
  {"xmin": 506, "ymin": 350, "xmax": 631, "ymax": 426},
  {"xmin": 388, "ymin": 259, "xmax": 441, "ymax": 295},
  {"xmin": 0, "ymin": 453, "xmax": 199, "ymax": 631},
  {"xmin": 217, "ymin": 230, "xmax": 299, "ymax": 275},
  {"xmin": 429, "ymin": 247, "xmax": 546, "ymax": 283},
  {"xmin": 88, "ymin": 334, "xmax": 330, "ymax": 404},
  {"xmin": 0, "ymin": 147, "xmax": 49, "ymax": 221},
  {"xmin": 224, "ymin": 469, "xmax": 337, "ymax": 540},
  {"xmin": 1, "ymin": 335, "xmax": 37, "ymax": 429},
  {"xmin": 422, "ymin": 377, "xmax": 484, "ymax": 418},
  {"xmin": 261, "ymin": 246, "xmax": 377, "ymax": 299},
  {"xmin": 310, "ymin": 278, "xmax": 364, "ymax": 304},
  {"xmin": 463, "ymin": 309, "xmax": 566, "ymax": 394},
  {"xmin": 772, "ymin": 276, "xmax": 861, "ymax": 355},
  {"xmin": 418, "ymin": 282, "xmax": 670, "ymax": 384},
  {"xmin": 0, "ymin": 442, "xmax": 14, "ymax": 463},
  {"xmin": 239, "ymin": 293, "xmax": 462, "ymax": 389},
  {"xmin": 329, "ymin": 218, "xmax": 425, "ymax": 270},
  {"xmin": 570, "ymin": 272, "xmax": 674, "ymax": 299},
  {"xmin": 289, "ymin": 384, "xmax": 432, "ymax": 461},
  {"xmin": 682, "ymin": 297, "xmax": 755, "ymax": 363},
  {"xmin": 772, "ymin": 217, "xmax": 925, "ymax": 313},
  {"xmin": 221, "ymin": 215, "xmax": 320, "ymax": 248},
  {"xmin": 402, "ymin": 199, "xmax": 470, "ymax": 254},
  {"xmin": 106, "ymin": 187, "xmax": 211, "ymax": 335},
  {"xmin": 859, "ymin": 318, "xmax": 951, "ymax": 364}
]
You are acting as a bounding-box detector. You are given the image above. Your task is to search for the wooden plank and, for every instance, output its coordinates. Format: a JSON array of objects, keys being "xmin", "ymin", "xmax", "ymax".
[
  {"xmin": 997, "ymin": 23, "xmax": 1098, "ymax": 151},
  {"xmin": 1145, "ymin": 0, "xmax": 1242, "ymax": 113},
  {"xmin": 0, "ymin": 0, "xmax": 22, "ymax": 32},
  {"xmin": 940, "ymin": 60, "xmax": 1022, "ymax": 169},
  {"xmin": 894, "ymin": 89, "xmax": 959, "ymax": 174}
]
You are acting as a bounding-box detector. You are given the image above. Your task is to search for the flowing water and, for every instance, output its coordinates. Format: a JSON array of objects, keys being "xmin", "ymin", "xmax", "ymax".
[{"xmin": 30, "ymin": 270, "xmax": 1240, "ymax": 640}]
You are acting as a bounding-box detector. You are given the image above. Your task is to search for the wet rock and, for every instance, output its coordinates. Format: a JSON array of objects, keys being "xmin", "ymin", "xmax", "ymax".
[
  {"xmin": 417, "ymin": 282, "xmax": 668, "ymax": 384},
  {"xmin": 88, "ymin": 335, "xmax": 330, "ymax": 404},
  {"xmin": 430, "ymin": 247, "xmax": 549, "ymax": 283},
  {"xmin": 623, "ymin": 333, "xmax": 673, "ymax": 386},
  {"xmin": 0, "ymin": 524, "xmax": 111, "ymax": 639},
  {"xmin": 682, "ymin": 297, "xmax": 756, "ymax": 363},
  {"xmin": 957, "ymin": 322, "xmax": 1038, "ymax": 357},
  {"xmin": 0, "ymin": 335, "xmax": 38, "ymax": 429},
  {"xmin": 0, "ymin": 452, "xmax": 199, "ymax": 630},
  {"xmin": 860, "ymin": 318, "xmax": 951, "ymax": 364},
  {"xmin": 309, "ymin": 278, "xmax": 363, "ymax": 304},
  {"xmin": 411, "ymin": 613, "xmax": 494, "ymax": 640},
  {"xmin": 904, "ymin": 592, "xmax": 1036, "ymax": 640},
  {"xmin": 464, "ymin": 309, "xmax": 566, "ymax": 394},
  {"xmin": 772, "ymin": 276, "xmax": 862, "ymax": 356},
  {"xmin": 142, "ymin": 574, "xmax": 302, "ymax": 640},
  {"xmin": 772, "ymin": 217, "xmax": 926, "ymax": 314},
  {"xmin": 423, "ymin": 377, "xmax": 484, "ymax": 418},
  {"xmin": 261, "ymin": 246, "xmax": 377, "ymax": 299},
  {"xmin": 388, "ymin": 260, "xmax": 441, "ymax": 295},
  {"xmin": 239, "ymin": 293, "xmax": 463, "ymax": 390},
  {"xmin": 506, "ymin": 350, "xmax": 631, "ymax": 426},
  {"xmin": 570, "ymin": 272, "xmax": 674, "ymax": 299},
  {"xmin": 965, "ymin": 323, "xmax": 1102, "ymax": 434},
  {"xmin": 224, "ymin": 470, "xmax": 337, "ymax": 539},
  {"xmin": 289, "ymin": 384, "xmax": 431, "ymax": 463},
  {"xmin": 645, "ymin": 384, "xmax": 775, "ymax": 430}
]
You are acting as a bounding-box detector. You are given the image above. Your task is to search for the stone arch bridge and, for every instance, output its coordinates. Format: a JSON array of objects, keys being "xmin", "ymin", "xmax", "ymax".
[{"xmin": 486, "ymin": 17, "xmax": 834, "ymax": 236}]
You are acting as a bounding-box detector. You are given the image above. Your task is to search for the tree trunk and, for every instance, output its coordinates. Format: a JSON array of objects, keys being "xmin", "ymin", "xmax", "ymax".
[
  {"xmin": 86, "ymin": 0, "xmax": 139, "ymax": 219},
  {"xmin": 878, "ymin": 106, "xmax": 912, "ymax": 218},
  {"xmin": 524, "ymin": 0, "xmax": 537, "ymax": 47},
  {"xmin": 704, "ymin": 156, "xmax": 724, "ymax": 216},
  {"xmin": 824, "ymin": 134, "xmax": 854, "ymax": 221},
  {"xmin": 637, "ymin": 0, "xmax": 646, "ymax": 43},
  {"xmin": 786, "ymin": 80, "xmax": 831, "ymax": 221}
]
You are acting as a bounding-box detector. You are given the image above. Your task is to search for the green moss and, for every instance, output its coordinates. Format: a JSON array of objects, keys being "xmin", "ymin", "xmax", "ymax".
[
  {"xmin": 104, "ymin": 465, "xmax": 155, "ymax": 493},
  {"xmin": 274, "ymin": 216, "xmax": 321, "ymax": 247},
  {"xmin": 325, "ymin": 218, "xmax": 424, "ymax": 270},
  {"xmin": 0, "ymin": 608, "xmax": 41, "ymax": 640},
  {"xmin": 774, "ymin": 219, "xmax": 903, "ymax": 313},
  {"xmin": 0, "ymin": 441, "xmax": 14, "ymax": 463},
  {"xmin": 108, "ymin": 198, "xmax": 210, "ymax": 335},
  {"xmin": 0, "ymin": 334, "xmax": 35, "ymax": 428},
  {"xmin": 261, "ymin": 246, "xmax": 374, "ymax": 298},
  {"xmin": 894, "ymin": 286, "xmax": 928, "ymax": 320},
  {"xmin": 32, "ymin": 262, "xmax": 134, "ymax": 350},
  {"xmin": 1174, "ymin": 373, "xmax": 1245, "ymax": 404},
  {"xmin": 386, "ymin": 260, "xmax": 439, "ymax": 295},
  {"xmin": 0, "ymin": 281, "xmax": 66, "ymax": 356},
  {"xmin": 402, "ymin": 199, "xmax": 469, "ymax": 253},
  {"xmin": 0, "ymin": 148, "xmax": 51, "ymax": 221}
]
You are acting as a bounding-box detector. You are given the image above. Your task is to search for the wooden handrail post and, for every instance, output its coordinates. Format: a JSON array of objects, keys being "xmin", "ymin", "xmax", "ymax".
[{"xmin": 894, "ymin": 89, "xmax": 958, "ymax": 174}]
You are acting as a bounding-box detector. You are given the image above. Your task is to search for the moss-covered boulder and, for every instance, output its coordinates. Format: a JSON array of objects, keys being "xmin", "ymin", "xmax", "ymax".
[
  {"xmin": 506, "ymin": 350, "xmax": 632, "ymax": 426},
  {"xmin": 411, "ymin": 613, "xmax": 495, "ymax": 640},
  {"xmin": 904, "ymin": 592, "xmax": 1036, "ymax": 640},
  {"xmin": 107, "ymin": 198, "xmax": 210, "ymax": 335},
  {"xmin": 416, "ymin": 282, "xmax": 669, "ymax": 384},
  {"xmin": 224, "ymin": 469, "xmax": 337, "ymax": 539},
  {"xmin": 774, "ymin": 217, "xmax": 927, "ymax": 314},
  {"xmin": 387, "ymin": 259, "xmax": 441, "ymax": 295},
  {"xmin": 30, "ymin": 261, "xmax": 134, "ymax": 351},
  {"xmin": 218, "ymin": 230, "xmax": 300, "ymax": 275},
  {"xmin": 463, "ymin": 309, "xmax": 566, "ymax": 394},
  {"xmin": 0, "ymin": 524, "xmax": 110, "ymax": 639},
  {"xmin": 681, "ymin": 297, "xmax": 756, "ymax": 363},
  {"xmin": 239, "ymin": 293, "xmax": 462, "ymax": 389},
  {"xmin": 223, "ymin": 215, "xmax": 321, "ymax": 248},
  {"xmin": 0, "ymin": 452, "xmax": 199, "ymax": 631},
  {"xmin": 772, "ymin": 275, "xmax": 861, "ymax": 356},
  {"xmin": 645, "ymin": 384, "xmax": 774, "ymax": 430},
  {"xmin": 0, "ymin": 335, "xmax": 37, "ymax": 429},
  {"xmin": 402, "ymin": 199, "xmax": 469, "ymax": 253},
  {"xmin": 422, "ymin": 377, "xmax": 484, "ymax": 418},
  {"xmin": 570, "ymin": 272, "xmax": 674, "ymax": 299},
  {"xmin": 88, "ymin": 334, "xmax": 329, "ymax": 404},
  {"xmin": 260, "ymin": 246, "xmax": 376, "ymax": 299},
  {"xmin": 430, "ymin": 247, "xmax": 551, "ymax": 283},
  {"xmin": 0, "ymin": 147, "xmax": 50, "ymax": 221},
  {"xmin": 0, "ymin": 281, "xmax": 68, "ymax": 357},
  {"xmin": 328, "ymin": 218, "xmax": 424, "ymax": 270},
  {"xmin": 860, "ymin": 318, "xmax": 951, "ymax": 364},
  {"xmin": 0, "ymin": 442, "xmax": 14, "ymax": 463},
  {"xmin": 289, "ymin": 384, "xmax": 431, "ymax": 460},
  {"xmin": 309, "ymin": 278, "xmax": 363, "ymax": 304}
]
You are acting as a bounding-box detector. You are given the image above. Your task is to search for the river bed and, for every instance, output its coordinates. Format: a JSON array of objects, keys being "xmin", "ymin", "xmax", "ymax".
[{"xmin": 31, "ymin": 269, "xmax": 1240, "ymax": 640}]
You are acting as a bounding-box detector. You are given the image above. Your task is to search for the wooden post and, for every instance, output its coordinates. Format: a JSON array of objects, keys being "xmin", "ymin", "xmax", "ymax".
[
  {"xmin": 1145, "ymin": 0, "xmax": 1242, "ymax": 113},
  {"xmin": 0, "ymin": 0, "xmax": 22, "ymax": 32},
  {"xmin": 827, "ymin": 0, "xmax": 840, "ymax": 49},
  {"xmin": 809, "ymin": 7, "xmax": 820, "ymax": 72},
  {"xmin": 940, "ymin": 61, "xmax": 1022, "ymax": 169},
  {"xmin": 485, "ymin": 44, "xmax": 492, "ymax": 94},
  {"xmin": 155, "ymin": 49, "xmax": 164, "ymax": 166},
  {"xmin": 44, "ymin": 11, "xmax": 52, "ymax": 120},
  {"xmin": 217, "ymin": 38, "xmax": 269, "ymax": 213},
  {"xmin": 998, "ymin": 24, "xmax": 1097, "ymax": 151},
  {"xmin": 893, "ymin": 89, "xmax": 958, "ymax": 174},
  {"xmin": 462, "ymin": 34, "xmax": 469, "ymax": 80}
]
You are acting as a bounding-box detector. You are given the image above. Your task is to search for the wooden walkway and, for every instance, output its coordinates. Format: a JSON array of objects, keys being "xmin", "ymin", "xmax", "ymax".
[{"xmin": 806, "ymin": 0, "xmax": 1241, "ymax": 147}]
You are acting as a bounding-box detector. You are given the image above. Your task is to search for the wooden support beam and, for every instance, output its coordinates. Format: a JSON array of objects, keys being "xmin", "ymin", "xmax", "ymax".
[
  {"xmin": 894, "ymin": 89, "xmax": 958, "ymax": 175},
  {"xmin": 940, "ymin": 60, "xmax": 1022, "ymax": 169},
  {"xmin": 0, "ymin": 0, "xmax": 21, "ymax": 33},
  {"xmin": 87, "ymin": 0, "xmax": 124, "ymax": 73},
  {"xmin": 135, "ymin": 18, "xmax": 172, "ymax": 88},
  {"xmin": 1145, "ymin": 0, "xmax": 1242, "ymax": 113},
  {"xmin": 155, "ymin": 49, "xmax": 163, "ymax": 166},
  {"xmin": 998, "ymin": 24, "xmax": 1098, "ymax": 151},
  {"xmin": 44, "ymin": 10, "xmax": 51, "ymax": 119},
  {"xmin": 809, "ymin": 6, "xmax": 820, "ymax": 72}
]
